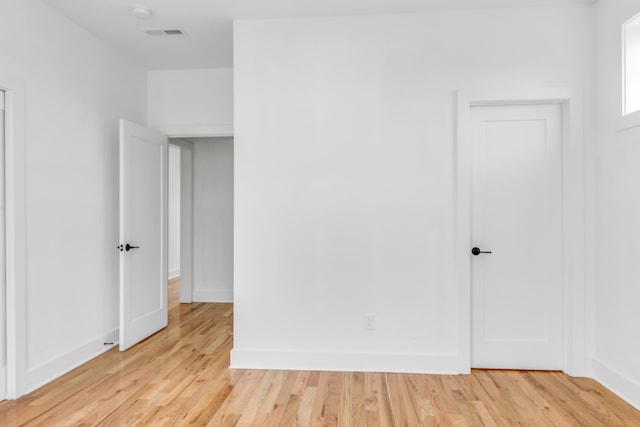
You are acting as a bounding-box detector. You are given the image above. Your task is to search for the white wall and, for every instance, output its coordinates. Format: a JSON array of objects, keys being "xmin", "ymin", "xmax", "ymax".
[
  {"xmin": 193, "ymin": 138, "xmax": 234, "ymax": 302},
  {"xmin": 232, "ymin": 5, "xmax": 594, "ymax": 372},
  {"xmin": 0, "ymin": 0, "xmax": 147, "ymax": 394},
  {"xmin": 148, "ymin": 69, "xmax": 233, "ymax": 137},
  {"xmin": 168, "ymin": 145, "xmax": 181, "ymax": 279},
  {"xmin": 593, "ymin": 0, "xmax": 640, "ymax": 409},
  {"xmin": 0, "ymin": 90, "xmax": 6, "ymax": 398}
]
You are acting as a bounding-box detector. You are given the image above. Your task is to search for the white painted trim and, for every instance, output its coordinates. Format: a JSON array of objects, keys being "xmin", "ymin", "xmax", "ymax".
[
  {"xmin": 620, "ymin": 11, "xmax": 640, "ymax": 130},
  {"xmin": 169, "ymin": 139, "xmax": 194, "ymax": 304},
  {"xmin": 618, "ymin": 12, "xmax": 640, "ymax": 132},
  {"xmin": 618, "ymin": 109, "xmax": 640, "ymax": 132},
  {"xmin": 193, "ymin": 290, "xmax": 233, "ymax": 303},
  {"xmin": 26, "ymin": 329, "xmax": 118, "ymax": 395},
  {"xmin": 455, "ymin": 87, "xmax": 588, "ymax": 377},
  {"xmin": 454, "ymin": 91, "xmax": 472, "ymax": 374},
  {"xmin": 160, "ymin": 124, "xmax": 233, "ymax": 138},
  {"xmin": 168, "ymin": 268, "xmax": 181, "ymax": 280},
  {"xmin": 0, "ymin": 75, "xmax": 27, "ymax": 399},
  {"xmin": 593, "ymin": 359, "xmax": 640, "ymax": 411},
  {"xmin": 0, "ymin": 367, "xmax": 5, "ymax": 401},
  {"xmin": 230, "ymin": 350, "xmax": 458, "ymax": 374}
]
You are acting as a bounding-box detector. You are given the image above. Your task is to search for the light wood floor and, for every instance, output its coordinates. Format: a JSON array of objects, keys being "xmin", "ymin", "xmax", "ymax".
[{"xmin": 0, "ymin": 279, "xmax": 638, "ymax": 426}]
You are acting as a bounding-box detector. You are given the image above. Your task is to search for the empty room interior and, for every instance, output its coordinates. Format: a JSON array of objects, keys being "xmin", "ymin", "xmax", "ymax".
[{"xmin": 0, "ymin": 0, "xmax": 640, "ymax": 424}]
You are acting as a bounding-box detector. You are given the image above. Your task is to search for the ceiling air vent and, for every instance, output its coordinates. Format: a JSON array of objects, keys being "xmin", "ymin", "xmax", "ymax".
[{"xmin": 142, "ymin": 28, "xmax": 186, "ymax": 37}]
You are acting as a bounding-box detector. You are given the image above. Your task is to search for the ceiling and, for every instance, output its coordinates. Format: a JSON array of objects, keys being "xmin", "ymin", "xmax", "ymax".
[{"xmin": 40, "ymin": 0, "xmax": 592, "ymax": 70}]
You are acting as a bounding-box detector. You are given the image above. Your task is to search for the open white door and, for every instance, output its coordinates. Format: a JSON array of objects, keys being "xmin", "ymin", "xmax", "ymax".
[{"xmin": 119, "ymin": 119, "xmax": 168, "ymax": 351}]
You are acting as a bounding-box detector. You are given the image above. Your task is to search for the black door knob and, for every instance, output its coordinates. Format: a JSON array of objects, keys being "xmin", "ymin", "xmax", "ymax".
[
  {"xmin": 472, "ymin": 247, "xmax": 492, "ymax": 256},
  {"xmin": 125, "ymin": 244, "xmax": 140, "ymax": 251}
]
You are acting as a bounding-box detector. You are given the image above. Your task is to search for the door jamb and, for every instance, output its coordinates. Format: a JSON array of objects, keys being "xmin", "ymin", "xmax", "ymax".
[
  {"xmin": 0, "ymin": 75, "xmax": 27, "ymax": 398},
  {"xmin": 168, "ymin": 139, "xmax": 194, "ymax": 303},
  {"xmin": 455, "ymin": 87, "xmax": 588, "ymax": 376},
  {"xmin": 165, "ymin": 131, "xmax": 235, "ymax": 305}
]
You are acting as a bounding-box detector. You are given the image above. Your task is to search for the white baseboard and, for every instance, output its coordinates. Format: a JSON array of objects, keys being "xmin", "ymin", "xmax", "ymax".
[
  {"xmin": 230, "ymin": 349, "xmax": 460, "ymax": 374},
  {"xmin": 168, "ymin": 268, "xmax": 181, "ymax": 279},
  {"xmin": 26, "ymin": 329, "xmax": 119, "ymax": 394},
  {"xmin": 193, "ymin": 289, "xmax": 233, "ymax": 303},
  {"xmin": 593, "ymin": 358, "xmax": 640, "ymax": 411}
]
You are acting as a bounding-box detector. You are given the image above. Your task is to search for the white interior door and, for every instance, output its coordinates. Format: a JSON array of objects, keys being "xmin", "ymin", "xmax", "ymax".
[
  {"xmin": 119, "ymin": 119, "xmax": 168, "ymax": 351},
  {"xmin": 471, "ymin": 103, "xmax": 563, "ymax": 370}
]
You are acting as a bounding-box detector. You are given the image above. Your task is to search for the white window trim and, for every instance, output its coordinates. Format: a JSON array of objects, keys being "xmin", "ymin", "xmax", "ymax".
[{"xmin": 620, "ymin": 11, "xmax": 640, "ymax": 131}]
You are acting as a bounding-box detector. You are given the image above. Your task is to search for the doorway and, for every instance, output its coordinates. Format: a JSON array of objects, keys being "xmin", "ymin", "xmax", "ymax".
[
  {"xmin": 455, "ymin": 88, "xmax": 588, "ymax": 376},
  {"xmin": 166, "ymin": 136, "xmax": 234, "ymax": 306},
  {"xmin": 119, "ymin": 130, "xmax": 233, "ymax": 350},
  {"xmin": 119, "ymin": 129, "xmax": 234, "ymax": 351},
  {"xmin": 469, "ymin": 103, "xmax": 563, "ymax": 370}
]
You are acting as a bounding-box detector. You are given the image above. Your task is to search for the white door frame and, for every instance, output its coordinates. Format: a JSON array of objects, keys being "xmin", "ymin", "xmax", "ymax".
[
  {"xmin": 147, "ymin": 131, "xmax": 234, "ymax": 305},
  {"xmin": 455, "ymin": 87, "xmax": 588, "ymax": 376},
  {"xmin": 0, "ymin": 75, "xmax": 27, "ymax": 398},
  {"xmin": 168, "ymin": 139, "xmax": 195, "ymax": 303},
  {"xmin": 163, "ymin": 129, "xmax": 231, "ymax": 304}
]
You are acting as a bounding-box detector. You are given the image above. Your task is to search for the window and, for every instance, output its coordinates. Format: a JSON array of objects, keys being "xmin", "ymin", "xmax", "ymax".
[{"xmin": 623, "ymin": 12, "xmax": 640, "ymax": 116}]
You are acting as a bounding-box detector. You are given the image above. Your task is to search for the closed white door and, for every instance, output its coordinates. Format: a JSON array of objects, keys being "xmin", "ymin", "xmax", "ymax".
[
  {"xmin": 470, "ymin": 103, "xmax": 563, "ymax": 370},
  {"xmin": 119, "ymin": 119, "xmax": 168, "ymax": 351}
]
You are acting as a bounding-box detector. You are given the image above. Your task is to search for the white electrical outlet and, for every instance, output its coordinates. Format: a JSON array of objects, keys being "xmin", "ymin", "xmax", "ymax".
[{"xmin": 364, "ymin": 314, "xmax": 376, "ymax": 330}]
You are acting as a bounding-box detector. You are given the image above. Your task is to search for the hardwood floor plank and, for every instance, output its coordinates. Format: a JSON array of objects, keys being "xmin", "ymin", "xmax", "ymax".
[
  {"xmin": 309, "ymin": 370, "xmax": 330, "ymax": 426},
  {"xmin": 373, "ymin": 373, "xmax": 395, "ymax": 426},
  {"xmin": 253, "ymin": 371, "xmax": 288, "ymax": 424},
  {"xmin": 441, "ymin": 375, "xmax": 485, "ymax": 425},
  {"xmin": 466, "ymin": 374, "xmax": 510, "ymax": 427},
  {"xmin": 470, "ymin": 401, "xmax": 499, "ymax": 427},
  {"xmin": 524, "ymin": 371, "xmax": 613, "ymax": 426},
  {"xmin": 406, "ymin": 375, "xmax": 436, "ymax": 420},
  {"xmin": 506, "ymin": 371, "xmax": 575, "ymax": 426},
  {"xmin": 0, "ymin": 278, "xmax": 638, "ymax": 426},
  {"xmin": 262, "ymin": 370, "xmax": 301, "ymax": 426},
  {"xmin": 563, "ymin": 374, "xmax": 634, "ymax": 426},
  {"xmin": 297, "ymin": 386, "xmax": 316, "ymax": 426}
]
